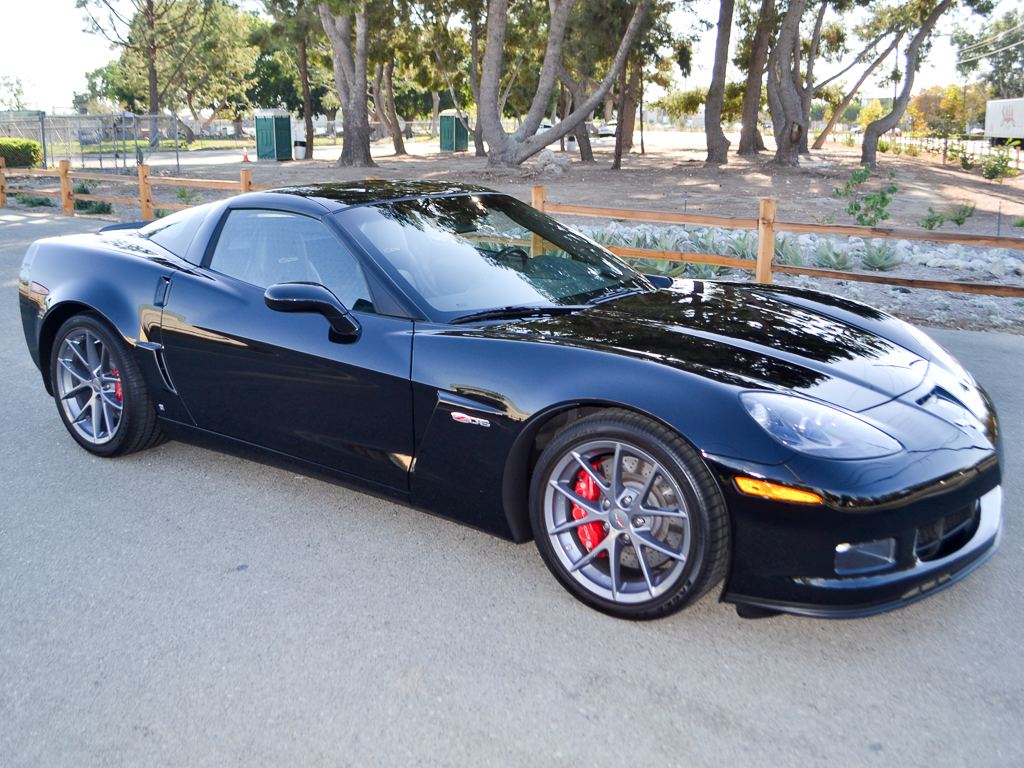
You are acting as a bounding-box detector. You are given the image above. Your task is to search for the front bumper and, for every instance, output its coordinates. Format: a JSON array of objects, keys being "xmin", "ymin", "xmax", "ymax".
[{"xmin": 723, "ymin": 485, "xmax": 1002, "ymax": 618}]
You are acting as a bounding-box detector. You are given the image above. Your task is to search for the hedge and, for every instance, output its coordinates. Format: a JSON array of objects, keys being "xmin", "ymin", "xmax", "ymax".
[{"xmin": 0, "ymin": 138, "xmax": 43, "ymax": 168}]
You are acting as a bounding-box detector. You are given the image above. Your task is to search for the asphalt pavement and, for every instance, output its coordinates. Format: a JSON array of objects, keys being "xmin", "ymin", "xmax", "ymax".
[{"xmin": 1, "ymin": 210, "xmax": 1021, "ymax": 767}]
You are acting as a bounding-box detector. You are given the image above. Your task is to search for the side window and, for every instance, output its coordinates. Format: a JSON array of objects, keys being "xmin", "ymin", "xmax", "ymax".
[{"xmin": 209, "ymin": 209, "xmax": 375, "ymax": 312}]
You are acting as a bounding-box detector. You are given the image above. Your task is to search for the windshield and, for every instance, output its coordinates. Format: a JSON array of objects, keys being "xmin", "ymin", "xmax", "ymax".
[
  {"xmin": 133, "ymin": 203, "xmax": 212, "ymax": 257},
  {"xmin": 336, "ymin": 194, "xmax": 649, "ymax": 322}
]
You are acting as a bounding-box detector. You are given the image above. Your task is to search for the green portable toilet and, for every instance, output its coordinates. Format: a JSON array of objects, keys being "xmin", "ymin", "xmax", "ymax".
[
  {"xmin": 255, "ymin": 109, "xmax": 292, "ymax": 161},
  {"xmin": 439, "ymin": 109, "xmax": 469, "ymax": 152}
]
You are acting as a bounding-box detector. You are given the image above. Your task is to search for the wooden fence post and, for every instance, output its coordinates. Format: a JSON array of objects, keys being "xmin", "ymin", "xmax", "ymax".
[
  {"xmin": 0, "ymin": 157, "xmax": 6, "ymax": 208},
  {"xmin": 138, "ymin": 164, "xmax": 154, "ymax": 221},
  {"xmin": 531, "ymin": 185, "xmax": 547, "ymax": 257},
  {"xmin": 59, "ymin": 160, "xmax": 73, "ymax": 216},
  {"xmin": 240, "ymin": 168, "xmax": 253, "ymax": 194},
  {"xmin": 756, "ymin": 198, "xmax": 777, "ymax": 284}
]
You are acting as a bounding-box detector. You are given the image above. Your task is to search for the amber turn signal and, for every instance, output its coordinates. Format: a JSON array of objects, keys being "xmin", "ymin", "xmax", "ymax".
[{"xmin": 735, "ymin": 477, "xmax": 822, "ymax": 504}]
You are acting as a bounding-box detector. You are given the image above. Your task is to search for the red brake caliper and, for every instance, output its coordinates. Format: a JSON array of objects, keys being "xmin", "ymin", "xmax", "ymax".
[
  {"xmin": 113, "ymin": 367, "xmax": 122, "ymax": 402},
  {"xmin": 572, "ymin": 463, "xmax": 608, "ymax": 557}
]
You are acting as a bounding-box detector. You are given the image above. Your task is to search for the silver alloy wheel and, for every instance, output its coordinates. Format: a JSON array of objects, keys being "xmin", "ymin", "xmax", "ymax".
[
  {"xmin": 542, "ymin": 439, "xmax": 693, "ymax": 604},
  {"xmin": 55, "ymin": 328, "xmax": 123, "ymax": 445}
]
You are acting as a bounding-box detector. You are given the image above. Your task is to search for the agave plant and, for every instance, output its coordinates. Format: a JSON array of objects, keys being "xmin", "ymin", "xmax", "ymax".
[
  {"xmin": 862, "ymin": 241, "xmax": 900, "ymax": 271},
  {"xmin": 813, "ymin": 241, "xmax": 855, "ymax": 270},
  {"xmin": 690, "ymin": 228, "xmax": 718, "ymax": 255},
  {"xmin": 774, "ymin": 236, "xmax": 803, "ymax": 266},
  {"xmin": 729, "ymin": 231, "xmax": 757, "ymax": 260}
]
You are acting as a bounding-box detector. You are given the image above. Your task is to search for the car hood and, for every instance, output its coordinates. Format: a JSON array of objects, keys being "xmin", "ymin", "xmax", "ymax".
[{"xmin": 495, "ymin": 281, "xmax": 929, "ymax": 413}]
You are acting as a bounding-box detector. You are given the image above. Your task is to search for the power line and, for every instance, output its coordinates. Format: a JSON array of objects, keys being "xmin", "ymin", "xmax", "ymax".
[
  {"xmin": 956, "ymin": 19, "xmax": 1024, "ymax": 55},
  {"xmin": 958, "ymin": 36, "xmax": 1024, "ymax": 66}
]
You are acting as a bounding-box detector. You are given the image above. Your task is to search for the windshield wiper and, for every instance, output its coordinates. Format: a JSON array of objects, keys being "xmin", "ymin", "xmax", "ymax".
[
  {"xmin": 449, "ymin": 305, "xmax": 587, "ymax": 325},
  {"xmin": 591, "ymin": 285, "xmax": 647, "ymax": 305}
]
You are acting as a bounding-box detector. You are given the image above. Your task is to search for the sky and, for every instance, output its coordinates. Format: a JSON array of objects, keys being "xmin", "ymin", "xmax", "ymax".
[{"xmin": 1, "ymin": 0, "xmax": 1016, "ymax": 114}]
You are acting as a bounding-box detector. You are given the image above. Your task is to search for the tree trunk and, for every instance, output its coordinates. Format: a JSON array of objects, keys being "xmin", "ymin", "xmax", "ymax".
[
  {"xmin": 429, "ymin": 92, "xmax": 440, "ymax": 138},
  {"xmin": 319, "ymin": 3, "xmax": 375, "ymax": 167},
  {"xmin": 612, "ymin": 63, "xmax": 629, "ymax": 170},
  {"xmin": 797, "ymin": 1, "xmax": 827, "ymax": 155},
  {"xmin": 558, "ymin": 67, "xmax": 595, "ymax": 162},
  {"xmin": 371, "ymin": 64, "xmax": 387, "ymax": 139},
  {"xmin": 705, "ymin": 0, "xmax": 735, "ymax": 164},
  {"xmin": 738, "ymin": 0, "xmax": 773, "ymax": 155},
  {"xmin": 325, "ymin": 108, "xmax": 338, "ymax": 138},
  {"xmin": 619, "ymin": 61, "xmax": 641, "ymax": 154},
  {"xmin": 478, "ymin": 0, "xmax": 655, "ymax": 166},
  {"xmin": 233, "ymin": 117, "xmax": 243, "ymax": 139},
  {"xmin": 384, "ymin": 57, "xmax": 406, "ymax": 155},
  {"xmin": 811, "ymin": 33, "xmax": 901, "ymax": 149},
  {"xmin": 767, "ymin": 0, "xmax": 809, "ymax": 166},
  {"xmin": 862, "ymin": 0, "xmax": 953, "ymax": 168},
  {"xmin": 147, "ymin": 0, "xmax": 160, "ymax": 148},
  {"xmin": 469, "ymin": 17, "xmax": 487, "ymax": 157},
  {"xmin": 299, "ymin": 38, "xmax": 315, "ymax": 159}
]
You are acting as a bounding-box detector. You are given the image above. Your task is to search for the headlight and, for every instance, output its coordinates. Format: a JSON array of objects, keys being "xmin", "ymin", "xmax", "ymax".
[{"xmin": 741, "ymin": 392, "xmax": 902, "ymax": 459}]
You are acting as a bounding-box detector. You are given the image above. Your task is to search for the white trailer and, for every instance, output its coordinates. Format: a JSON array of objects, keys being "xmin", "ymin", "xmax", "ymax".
[{"xmin": 985, "ymin": 98, "xmax": 1024, "ymax": 141}]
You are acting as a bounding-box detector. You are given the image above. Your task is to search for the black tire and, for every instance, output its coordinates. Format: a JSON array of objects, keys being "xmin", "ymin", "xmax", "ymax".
[
  {"xmin": 50, "ymin": 313, "xmax": 166, "ymax": 457},
  {"xmin": 529, "ymin": 409, "xmax": 730, "ymax": 619}
]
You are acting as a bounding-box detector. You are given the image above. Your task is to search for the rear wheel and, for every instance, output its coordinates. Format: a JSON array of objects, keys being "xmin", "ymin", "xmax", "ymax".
[
  {"xmin": 51, "ymin": 313, "xmax": 165, "ymax": 457},
  {"xmin": 530, "ymin": 410, "xmax": 730, "ymax": 619}
]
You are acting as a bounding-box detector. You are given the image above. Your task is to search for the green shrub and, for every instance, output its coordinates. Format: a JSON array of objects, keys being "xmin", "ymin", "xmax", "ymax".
[
  {"xmin": 982, "ymin": 140, "xmax": 1019, "ymax": 182},
  {"xmin": 918, "ymin": 207, "xmax": 945, "ymax": 230},
  {"xmin": 842, "ymin": 134, "xmax": 855, "ymax": 147},
  {"xmin": 862, "ymin": 241, "xmax": 900, "ymax": 271},
  {"xmin": 948, "ymin": 201, "xmax": 976, "ymax": 227},
  {"xmin": 14, "ymin": 193, "xmax": 55, "ymax": 207},
  {"xmin": 72, "ymin": 179, "xmax": 114, "ymax": 215},
  {"xmin": 906, "ymin": 145, "xmax": 920, "ymax": 157},
  {"xmin": 0, "ymin": 138, "xmax": 43, "ymax": 167},
  {"xmin": 877, "ymin": 138, "xmax": 890, "ymax": 153},
  {"xmin": 1013, "ymin": 216, "xmax": 1024, "ymax": 228},
  {"xmin": 176, "ymin": 186, "xmax": 201, "ymax": 205},
  {"xmin": 835, "ymin": 164, "xmax": 898, "ymax": 226}
]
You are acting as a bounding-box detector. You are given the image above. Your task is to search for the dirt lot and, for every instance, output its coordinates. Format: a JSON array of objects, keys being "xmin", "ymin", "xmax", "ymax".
[{"xmin": 5, "ymin": 132, "xmax": 1024, "ymax": 331}]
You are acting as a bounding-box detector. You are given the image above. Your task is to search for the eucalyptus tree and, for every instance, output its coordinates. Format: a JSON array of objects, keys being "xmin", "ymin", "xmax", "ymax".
[
  {"xmin": 477, "ymin": 0, "xmax": 656, "ymax": 166},
  {"xmin": 78, "ymin": 0, "xmax": 212, "ymax": 142},
  {"xmin": 953, "ymin": 9, "xmax": 1024, "ymax": 100},
  {"xmin": 319, "ymin": 0, "xmax": 375, "ymax": 166},
  {"xmin": 734, "ymin": 0, "xmax": 778, "ymax": 155},
  {"xmin": 705, "ymin": 0, "xmax": 735, "ymax": 163},
  {"xmin": 860, "ymin": 0, "xmax": 993, "ymax": 167},
  {"xmin": 264, "ymin": 0, "xmax": 323, "ymax": 158}
]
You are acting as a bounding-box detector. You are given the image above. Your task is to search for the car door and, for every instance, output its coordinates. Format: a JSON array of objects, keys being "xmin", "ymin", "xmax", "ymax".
[{"xmin": 159, "ymin": 205, "xmax": 415, "ymax": 491}]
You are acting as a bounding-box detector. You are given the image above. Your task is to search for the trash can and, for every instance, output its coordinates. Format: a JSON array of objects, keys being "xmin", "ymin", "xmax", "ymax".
[
  {"xmin": 255, "ymin": 109, "xmax": 292, "ymax": 161},
  {"xmin": 439, "ymin": 109, "xmax": 469, "ymax": 152}
]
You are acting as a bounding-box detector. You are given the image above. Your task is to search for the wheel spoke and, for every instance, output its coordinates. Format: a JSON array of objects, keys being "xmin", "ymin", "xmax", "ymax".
[
  {"xmin": 85, "ymin": 332, "xmax": 101, "ymax": 374},
  {"xmin": 632, "ymin": 540, "xmax": 656, "ymax": 597},
  {"xmin": 636, "ymin": 467, "xmax": 662, "ymax": 509},
  {"xmin": 67, "ymin": 338, "xmax": 91, "ymax": 369},
  {"xmin": 633, "ymin": 531, "xmax": 687, "ymax": 563},
  {"xmin": 60, "ymin": 382, "xmax": 91, "ymax": 401},
  {"xmin": 91, "ymin": 390, "xmax": 102, "ymax": 437},
  {"xmin": 640, "ymin": 504, "xmax": 688, "ymax": 520},
  {"xmin": 548, "ymin": 512, "xmax": 605, "ymax": 536},
  {"xmin": 58, "ymin": 357, "xmax": 89, "ymax": 383},
  {"xmin": 99, "ymin": 391, "xmax": 123, "ymax": 410},
  {"xmin": 570, "ymin": 451, "xmax": 609, "ymax": 494},
  {"xmin": 608, "ymin": 535, "xmax": 624, "ymax": 601},
  {"xmin": 549, "ymin": 479, "xmax": 604, "ymax": 519},
  {"xmin": 568, "ymin": 536, "xmax": 612, "ymax": 574},
  {"xmin": 71, "ymin": 394, "xmax": 95, "ymax": 425},
  {"xmin": 610, "ymin": 442, "xmax": 624, "ymax": 497}
]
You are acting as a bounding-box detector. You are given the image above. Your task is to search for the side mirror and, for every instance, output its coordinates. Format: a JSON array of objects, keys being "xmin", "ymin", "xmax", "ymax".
[{"xmin": 264, "ymin": 282, "xmax": 361, "ymax": 344}]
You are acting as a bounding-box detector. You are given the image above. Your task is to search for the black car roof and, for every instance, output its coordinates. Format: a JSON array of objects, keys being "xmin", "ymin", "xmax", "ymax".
[{"xmin": 265, "ymin": 180, "xmax": 498, "ymax": 210}]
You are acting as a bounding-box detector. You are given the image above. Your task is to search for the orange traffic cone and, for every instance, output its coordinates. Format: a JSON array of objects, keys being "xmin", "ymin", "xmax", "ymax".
[{"xmin": 242, "ymin": 147, "xmax": 250, "ymax": 162}]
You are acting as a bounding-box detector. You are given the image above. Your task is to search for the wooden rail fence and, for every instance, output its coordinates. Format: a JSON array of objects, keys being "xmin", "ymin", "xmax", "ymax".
[
  {"xmin": 0, "ymin": 158, "xmax": 274, "ymax": 219},
  {"xmin": 531, "ymin": 185, "xmax": 1024, "ymax": 299},
  {"xmin": 2, "ymin": 159, "xmax": 1023, "ymax": 299}
]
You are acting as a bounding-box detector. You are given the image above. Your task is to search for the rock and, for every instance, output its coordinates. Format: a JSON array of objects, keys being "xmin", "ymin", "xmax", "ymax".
[
  {"xmin": 989, "ymin": 260, "xmax": 1005, "ymax": 277},
  {"xmin": 926, "ymin": 258, "xmax": 946, "ymax": 268},
  {"xmin": 798, "ymin": 234, "xmax": 815, "ymax": 247},
  {"xmin": 967, "ymin": 259, "xmax": 988, "ymax": 271},
  {"xmin": 1015, "ymin": 263, "xmax": 1024, "ymax": 277}
]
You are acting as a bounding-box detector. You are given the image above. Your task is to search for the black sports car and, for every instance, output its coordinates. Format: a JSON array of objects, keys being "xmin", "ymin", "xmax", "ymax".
[{"xmin": 18, "ymin": 181, "xmax": 1002, "ymax": 620}]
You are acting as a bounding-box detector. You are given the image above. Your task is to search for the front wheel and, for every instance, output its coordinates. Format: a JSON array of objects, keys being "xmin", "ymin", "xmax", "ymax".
[
  {"xmin": 530, "ymin": 410, "xmax": 730, "ymax": 619},
  {"xmin": 51, "ymin": 313, "xmax": 166, "ymax": 457}
]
